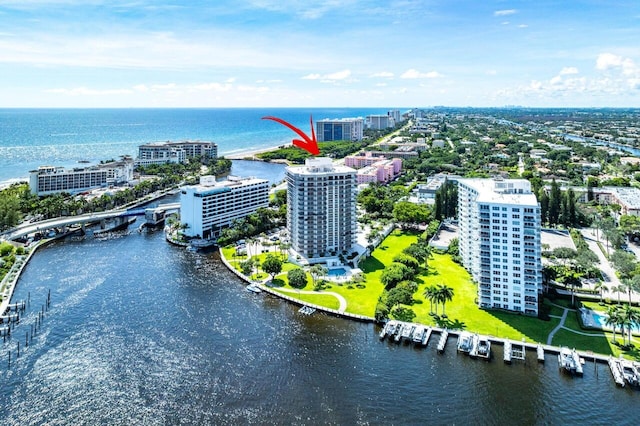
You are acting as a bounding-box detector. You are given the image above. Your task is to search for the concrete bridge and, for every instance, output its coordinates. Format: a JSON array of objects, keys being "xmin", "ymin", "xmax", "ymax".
[{"xmin": 2, "ymin": 203, "xmax": 180, "ymax": 241}]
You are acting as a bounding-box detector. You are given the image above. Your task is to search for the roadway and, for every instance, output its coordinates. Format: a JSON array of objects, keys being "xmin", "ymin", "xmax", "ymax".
[{"xmin": 1, "ymin": 202, "xmax": 179, "ymax": 241}]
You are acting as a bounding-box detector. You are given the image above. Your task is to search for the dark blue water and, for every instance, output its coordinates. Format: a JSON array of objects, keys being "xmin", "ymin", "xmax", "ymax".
[
  {"xmin": 0, "ymin": 108, "xmax": 392, "ymax": 182},
  {"xmin": 1, "ymin": 229, "xmax": 638, "ymax": 424}
]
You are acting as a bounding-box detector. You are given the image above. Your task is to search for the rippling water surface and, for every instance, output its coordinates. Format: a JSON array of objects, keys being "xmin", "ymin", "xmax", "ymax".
[{"xmin": 1, "ymin": 228, "xmax": 638, "ymax": 425}]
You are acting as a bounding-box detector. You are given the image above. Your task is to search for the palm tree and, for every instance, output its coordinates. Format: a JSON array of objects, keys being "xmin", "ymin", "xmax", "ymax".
[
  {"xmin": 613, "ymin": 284, "xmax": 626, "ymax": 305},
  {"xmin": 558, "ymin": 267, "xmax": 583, "ymax": 307},
  {"xmin": 622, "ymin": 305, "xmax": 640, "ymax": 347},
  {"xmin": 437, "ymin": 284, "xmax": 455, "ymax": 318},
  {"xmin": 594, "ymin": 280, "xmax": 608, "ymax": 304},
  {"xmin": 605, "ymin": 305, "xmax": 621, "ymax": 345},
  {"xmin": 423, "ymin": 285, "xmax": 438, "ymax": 315},
  {"xmin": 626, "ymin": 275, "xmax": 640, "ymax": 305}
]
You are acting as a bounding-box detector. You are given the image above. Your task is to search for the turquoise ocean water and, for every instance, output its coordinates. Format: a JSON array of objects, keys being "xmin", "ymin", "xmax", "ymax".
[{"xmin": 0, "ymin": 108, "xmax": 395, "ymax": 183}]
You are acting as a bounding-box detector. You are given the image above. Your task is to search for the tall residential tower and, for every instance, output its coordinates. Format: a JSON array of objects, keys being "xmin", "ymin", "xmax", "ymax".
[
  {"xmin": 457, "ymin": 178, "xmax": 542, "ymax": 316},
  {"xmin": 286, "ymin": 158, "xmax": 357, "ymax": 261}
]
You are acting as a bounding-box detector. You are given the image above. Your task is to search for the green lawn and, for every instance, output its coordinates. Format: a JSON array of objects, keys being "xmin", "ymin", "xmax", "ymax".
[
  {"xmin": 272, "ymin": 290, "xmax": 341, "ymax": 310},
  {"xmin": 219, "ymin": 231, "xmax": 634, "ymax": 356},
  {"xmin": 551, "ymin": 329, "xmax": 614, "ymax": 356}
]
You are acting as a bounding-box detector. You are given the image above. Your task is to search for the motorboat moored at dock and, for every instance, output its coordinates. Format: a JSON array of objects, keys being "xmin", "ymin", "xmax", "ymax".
[
  {"xmin": 558, "ymin": 347, "xmax": 583, "ymax": 375},
  {"xmin": 473, "ymin": 336, "xmax": 491, "ymax": 360},
  {"xmin": 457, "ymin": 331, "xmax": 475, "ymax": 354}
]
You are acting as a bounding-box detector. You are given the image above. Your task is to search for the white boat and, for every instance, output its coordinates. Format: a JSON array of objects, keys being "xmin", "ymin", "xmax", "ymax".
[
  {"xmin": 620, "ymin": 360, "xmax": 639, "ymax": 387},
  {"xmin": 474, "ymin": 336, "xmax": 491, "ymax": 359},
  {"xmin": 412, "ymin": 326, "xmax": 425, "ymax": 344},
  {"xmin": 385, "ymin": 321, "xmax": 399, "ymax": 339},
  {"xmin": 457, "ymin": 331, "xmax": 475, "ymax": 354},
  {"xmin": 558, "ymin": 347, "xmax": 582, "ymax": 375},
  {"xmin": 401, "ymin": 324, "xmax": 415, "ymax": 341},
  {"xmin": 246, "ymin": 283, "xmax": 262, "ymax": 293}
]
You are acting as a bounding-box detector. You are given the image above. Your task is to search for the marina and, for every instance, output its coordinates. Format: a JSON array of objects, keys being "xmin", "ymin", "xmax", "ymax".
[{"xmin": 1, "ymin": 229, "xmax": 639, "ymax": 424}]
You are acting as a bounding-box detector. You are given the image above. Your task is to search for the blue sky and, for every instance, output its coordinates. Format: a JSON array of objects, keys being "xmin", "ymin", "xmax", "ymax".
[{"xmin": 0, "ymin": 0, "xmax": 639, "ymax": 107}]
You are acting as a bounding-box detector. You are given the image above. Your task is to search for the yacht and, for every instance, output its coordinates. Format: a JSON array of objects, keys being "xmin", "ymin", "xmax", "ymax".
[
  {"xmin": 558, "ymin": 347, "xmax": 582, "ymax": 375},
  {"xmin": 457, "ymin": 331, "xmax": 475, "ymax": 354},
  {"xmin": 474, "ymin": 336, "xmax": 491, "ymax": 359}
]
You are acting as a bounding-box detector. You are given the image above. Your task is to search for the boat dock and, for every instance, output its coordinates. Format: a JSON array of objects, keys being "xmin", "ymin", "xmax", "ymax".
[
  {"xmin": 511, "ymin": 342, "xmax": 526, "ymax": 362},
  {"xmin": 503, "ymin": 341, "xmax": 512, "ymax": 363},
  {"xmin": 537, "ymin": 344, "xmax": 545, "ymax": 363},
  {"xmin": 437, "ymin": 329, "xmax": 448, "ymax": 353},
  {"xmin": 608, "ymin": 357, "xmax": 626, "ymax": 387},
  {"xmin": 422, "ymin": 327, "xmax": 433, "ymax": 346}
]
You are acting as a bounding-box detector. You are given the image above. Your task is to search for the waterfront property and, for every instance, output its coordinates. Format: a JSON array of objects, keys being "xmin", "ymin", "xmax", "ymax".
[
  {"xmin": 135, "ymin": 140, "xmax": 217, "ymax": 167},
  {"xmin": 316, "ymin": 118, "xmax": 364, "ymax": 142},
  {"xmin": 180, "ymin": 175, "xmax": 269, "ymax": 240},
  {"xmin": 457, "ymin": 177, "xmax": 542, "ymax": 316},
  {"xmin": 29, "ymin": 157, "xmax": 134, "ymax": 196},
  {"xmin": 286, "ymin": 158, "xmax": 357, "ymax": 263}
]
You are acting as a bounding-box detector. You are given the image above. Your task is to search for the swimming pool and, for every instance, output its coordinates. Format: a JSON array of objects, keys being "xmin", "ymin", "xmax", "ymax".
[
  {"xmin": 588, "ymin": 309, "xmax": 640, "ymax": 331},
  {"xmin": 327, "ymin": 267, "xmax": 347, "ymax": 277}
]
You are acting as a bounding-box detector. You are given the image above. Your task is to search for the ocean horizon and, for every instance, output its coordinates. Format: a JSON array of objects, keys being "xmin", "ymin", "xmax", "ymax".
[{"xmin": 0, "ymin": 107, "xmax": 401, "ymax": 184}]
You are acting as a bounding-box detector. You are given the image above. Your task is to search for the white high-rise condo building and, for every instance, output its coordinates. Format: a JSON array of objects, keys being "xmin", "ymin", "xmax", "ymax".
[
  {"xmin": 286, "ymin": 158, "xmax": 357, "ymax": 261},
  {"xmin": 180, "ymin": 175, "xmax": 269, "ymax": 240},
  {"xmin": 457, "ymin": 178, "xmax": 542, "ymax": 316},
  {"xmin": 316, "ymin": 118, "xmax": 364, "ymax": 142}
]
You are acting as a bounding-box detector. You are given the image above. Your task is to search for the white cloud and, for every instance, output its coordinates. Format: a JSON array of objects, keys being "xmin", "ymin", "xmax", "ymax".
[
  {"xmin": 494, "ymin": 9, "xmax": 516, "ymax": 16},
  {"xmin": 371, "ymin": 71, "xmax": 394, "ymax": 78},
  {"xmin": 400, "ymin": 69, "xmax": 442, "ymax": 79},
  {"xmin": 559, "ymin": 67, "xmax": 579, "ymax": 75},
  {"xmin": 302, "ymin": 69, "xmax": 351, "ymax": 82},
  {"xmin": 325, "ymin": 69, "xmax": 351, "ymax": 80},
  {"xmin": 518, "ymin": 24, "xmax": 528, "ymax": 28},
  {"xmin": 596, "ymin": 53, "xmax": 637, "ymax": 76}
]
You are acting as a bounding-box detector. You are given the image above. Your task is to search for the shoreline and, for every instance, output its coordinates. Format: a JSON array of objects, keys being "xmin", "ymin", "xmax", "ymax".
[{"xmin": 223, "ymin": 143, "xmax": 291, "ymax": 160}]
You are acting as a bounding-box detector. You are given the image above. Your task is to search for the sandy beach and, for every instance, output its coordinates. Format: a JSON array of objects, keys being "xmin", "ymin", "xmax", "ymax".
[{"xmin": 223, "ymin": 143, "xmax": 291, "ymax": 160}]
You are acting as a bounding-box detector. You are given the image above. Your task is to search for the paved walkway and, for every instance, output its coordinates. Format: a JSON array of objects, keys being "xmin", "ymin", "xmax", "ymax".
[
  {"xmin": 272, "ymin": 287, "xmax": 348, "ymax": 313},
  {"xmin": 547, "ymin": 307, "xmax": 569, "ymax": 345}
]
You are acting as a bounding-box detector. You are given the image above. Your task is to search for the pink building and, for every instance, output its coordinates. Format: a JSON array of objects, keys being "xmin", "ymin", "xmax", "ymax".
[
  {"xmin": 355, "ymin": 158, "xmax": 402, "ymax": 184},
  {"xmin": 344, "ymin": 151, "xmax": 385, "ymax": 168}
]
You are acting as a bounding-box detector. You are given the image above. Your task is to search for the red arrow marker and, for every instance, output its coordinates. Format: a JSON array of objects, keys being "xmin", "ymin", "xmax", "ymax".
[{"xmin": 262, "ymin": 115, "xmax": 320, "ymax": 155}]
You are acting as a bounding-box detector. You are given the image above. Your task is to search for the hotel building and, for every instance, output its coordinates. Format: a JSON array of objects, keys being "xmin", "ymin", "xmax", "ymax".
[
  {"xmin": 457, "ymin": 178, "xmax": 542, "ymax": 316},
  {"xmin": 180, "ymin": 175, "xmax": 269, "ymax": 240},
  {"xmin": 316, "ymin": 118, "xmax": 364, "ymax": 142},
  {"xmin": 136, "ymin": 141, "xmax": 217, "ymax": 167},
  {"xmin": 286, "ymin": 158, "xmax": 357, "ymax": 261},
  {"xmin": 29, "ymin": 157, "xmax": 134, "ymax": 196}
]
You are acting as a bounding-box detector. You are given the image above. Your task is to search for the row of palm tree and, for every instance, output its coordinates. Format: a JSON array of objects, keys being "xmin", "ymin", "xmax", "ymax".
[
  {"xmin": 423, "ymin": 284, "xmax": 454, "ymax": 317},
  {"xmin": 605, "ymin": 304, "xmax": 640, "ymax": 348}
]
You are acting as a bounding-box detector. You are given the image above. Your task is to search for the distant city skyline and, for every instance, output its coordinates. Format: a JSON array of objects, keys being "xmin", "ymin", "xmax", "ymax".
[{"xmin": 1, "ymin": 0, "xmax": 639, "ymax": 108}]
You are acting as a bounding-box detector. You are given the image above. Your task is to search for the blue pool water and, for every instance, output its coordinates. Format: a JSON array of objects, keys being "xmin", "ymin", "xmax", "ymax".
[
  {"xmin": 327, "ymin": 267, "xmax": 347, "ymax": 276},
  {"xmin": 591, "ymin": 310, "xmax": 640, "ymax": 331}
]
